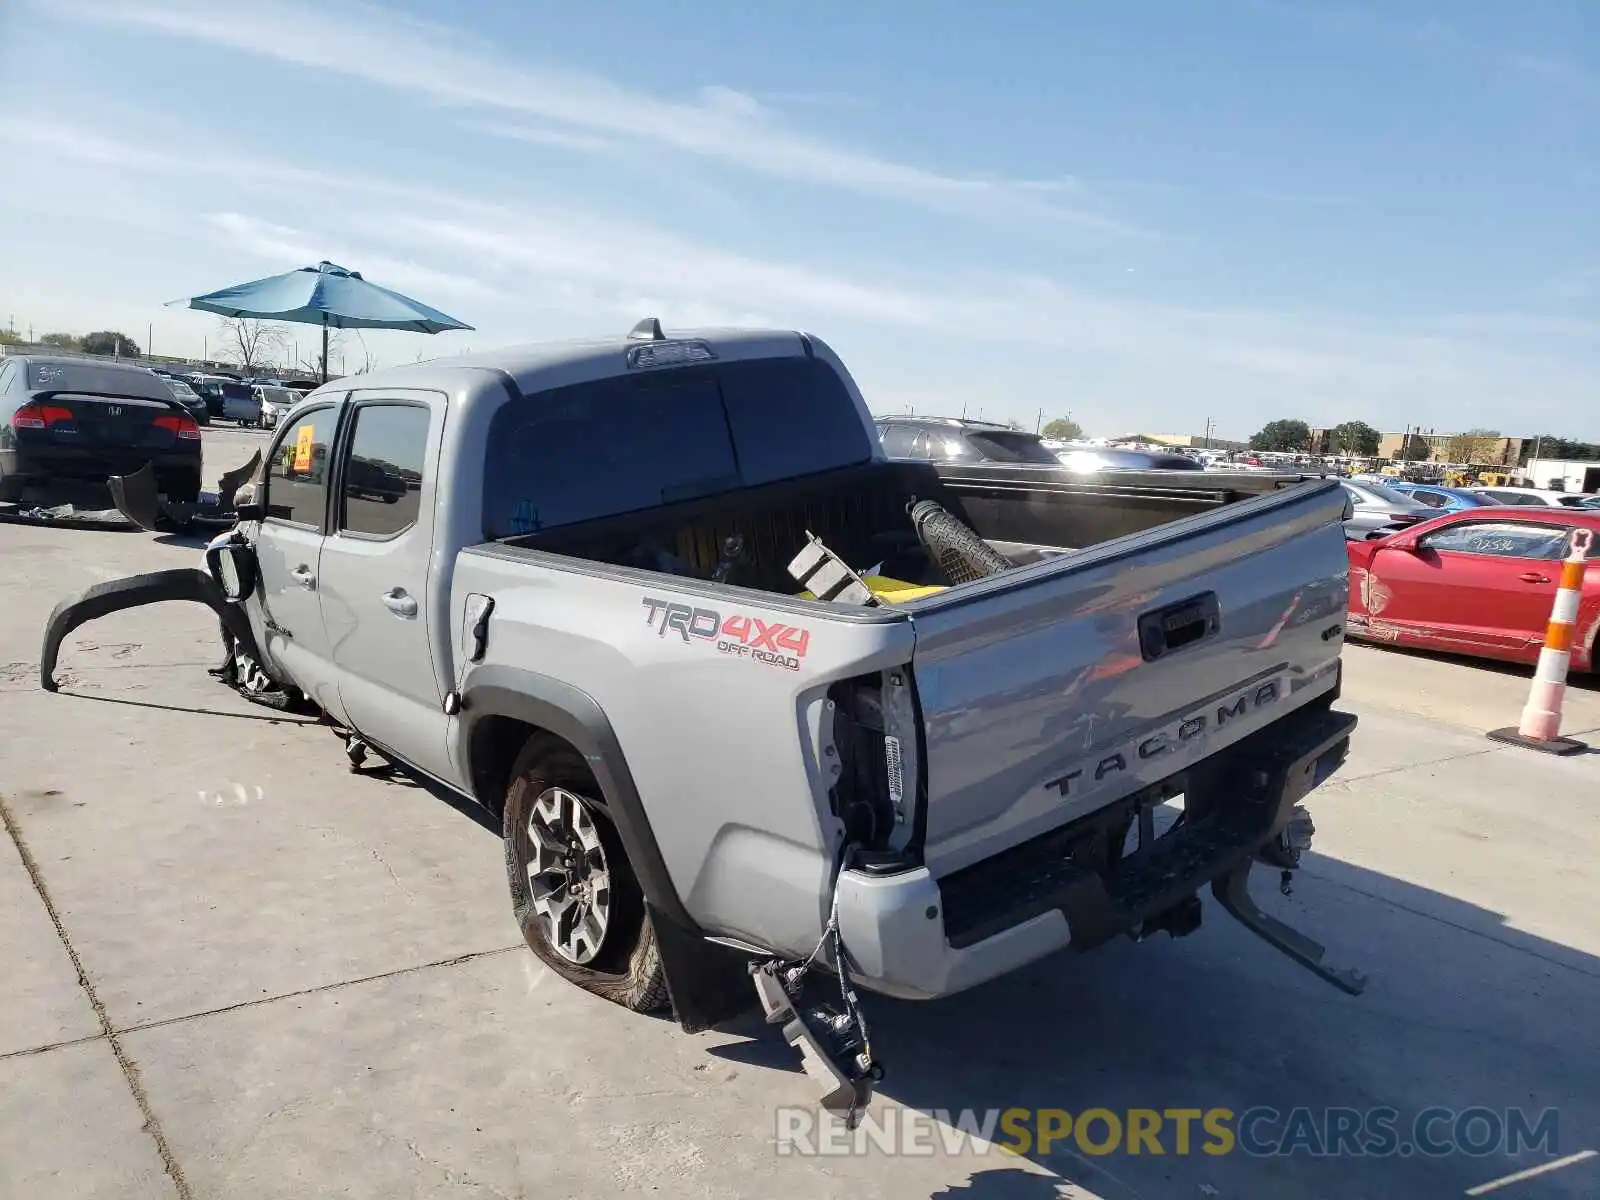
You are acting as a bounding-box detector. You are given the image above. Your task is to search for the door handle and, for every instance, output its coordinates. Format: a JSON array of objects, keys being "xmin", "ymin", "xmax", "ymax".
[
  {"xmin": 383, "ymin": 588, "xmax": 419, "ymax": 618},
  {"xmin": 291, "ymin": 564, "xmax": 316, "ymax": 589},
  {"xmin": 1519, "ymin": 572, "xmax": 1551, "ymax": 584}
]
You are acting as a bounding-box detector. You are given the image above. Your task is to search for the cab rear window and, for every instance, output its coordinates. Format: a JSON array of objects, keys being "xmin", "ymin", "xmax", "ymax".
[{"xmin": 483, "ymin": 356, "xmax": 873, "ymax": 537}]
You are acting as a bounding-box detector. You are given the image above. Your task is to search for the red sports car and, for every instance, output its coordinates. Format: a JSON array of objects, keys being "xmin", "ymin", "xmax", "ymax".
[{"xmin": 1345, "ymin": 507, "xmax": 1600, "ymax": 671}]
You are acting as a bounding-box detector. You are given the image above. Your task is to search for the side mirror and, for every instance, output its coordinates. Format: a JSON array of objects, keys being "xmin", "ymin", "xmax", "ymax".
[{"xmin": 207, "ymin": 541, "xmax": 259, "ymax": 602}]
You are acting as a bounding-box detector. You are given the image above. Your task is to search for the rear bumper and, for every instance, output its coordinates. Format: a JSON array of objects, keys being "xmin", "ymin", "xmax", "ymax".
[
  {"xmin": 1, "ymin": 447, "xmax": 200, "ymax": 491},
  {"xmin": 835, "ymin": 699, "xmax": 1357, "ymax": 999}
]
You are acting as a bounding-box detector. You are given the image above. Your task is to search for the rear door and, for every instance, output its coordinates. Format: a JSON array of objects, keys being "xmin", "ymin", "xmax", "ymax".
[
  {"xmin": 1366, "ymin": 519, "xmax": 1573, "ymax": 658},
  {"xmin": 251, "ymin": 401, "xmax": 344, "ymax": 714},
  {"xmin": 315, "ymin": 391, "xmax": 452, "ymax": 781},
  {"xmin": 906, "ymin": 480, "xmax": 1351, "ymax": 875}
]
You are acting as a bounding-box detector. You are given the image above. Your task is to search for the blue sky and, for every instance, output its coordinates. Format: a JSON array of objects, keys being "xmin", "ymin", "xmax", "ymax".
[{"xmin": 0, "ymin": 0, "xmax": 1595, "ymax": 439}]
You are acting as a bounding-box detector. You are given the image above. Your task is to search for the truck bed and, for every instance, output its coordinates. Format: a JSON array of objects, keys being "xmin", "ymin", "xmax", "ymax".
[{"xmin": 505, "ymin": 460, "xmax": 1309, "ymax": 597}]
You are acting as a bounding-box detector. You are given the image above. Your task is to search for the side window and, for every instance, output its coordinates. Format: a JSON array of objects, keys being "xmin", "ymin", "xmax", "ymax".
[
  {"xmin": 1411, "ymin": 490, "xmax": 1447, "ymax": 509},
  {"xmin": 265, "ymin": 407, "xmax": 337, "ymax": 526},
  {"xmin": 879, "ymin": 423, "xmax": 921, "ymax": 457},
  {"xmin": 1420, "ymin": 521, "xmax": 1571, "ymax": 560},
  {"xmin": 338, "ymin": 404, "xmax": 430, "ymax": 538}
]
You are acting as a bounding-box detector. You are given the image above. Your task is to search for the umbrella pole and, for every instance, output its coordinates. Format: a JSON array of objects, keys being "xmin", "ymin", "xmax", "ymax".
[{"xmin": 320, "ymin": 319, "xmax": 329, "ymax": 384}]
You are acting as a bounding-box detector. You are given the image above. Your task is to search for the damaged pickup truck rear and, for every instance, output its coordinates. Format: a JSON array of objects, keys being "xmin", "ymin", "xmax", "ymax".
[{"xmin": 42, "ymin": 320, "xmax": 1363, "ymax": 1117}]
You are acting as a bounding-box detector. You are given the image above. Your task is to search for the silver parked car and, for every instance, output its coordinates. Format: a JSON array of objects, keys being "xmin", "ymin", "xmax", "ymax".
[
  {"xmin": 252, "ymin": 384, "xmax": 297, "ymax": 431},
  {"xmin": 1339, "ymin": 480, "xmax": 1435, "ymax": 540}
]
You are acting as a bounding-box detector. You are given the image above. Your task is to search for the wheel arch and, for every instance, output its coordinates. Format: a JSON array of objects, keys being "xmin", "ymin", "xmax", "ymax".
[{"xmin": 457, "ymin": 665, "xmax": 697, "ymax": 934}]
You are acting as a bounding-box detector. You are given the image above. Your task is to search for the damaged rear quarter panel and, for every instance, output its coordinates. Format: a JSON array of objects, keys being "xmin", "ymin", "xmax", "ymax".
[{"xmin": 452, "ymin": 546, "xmax": 915, "ymax": 959}]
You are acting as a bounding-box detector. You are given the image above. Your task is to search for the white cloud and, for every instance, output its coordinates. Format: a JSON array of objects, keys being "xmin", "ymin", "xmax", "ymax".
[
  {"xmin": 2, "ymin": 112, "xmax": 1595, "ymax": 436},
  {"xmin": 458, "ymin": 120, "xmax": 622, "ymax": 155},
  {"xmin": 203, "ymin": 213, "xmax": 500, "ymax": 302},
  {"xmin": 50, "ymin": 0, "xmax": 1137, "ymax": 233}
]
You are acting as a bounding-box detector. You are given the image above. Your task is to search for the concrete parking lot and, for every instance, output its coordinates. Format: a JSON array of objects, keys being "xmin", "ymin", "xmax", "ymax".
[{"xmin": 2, "ymin": 426, "xmax": 1597, "ymax": 1199}]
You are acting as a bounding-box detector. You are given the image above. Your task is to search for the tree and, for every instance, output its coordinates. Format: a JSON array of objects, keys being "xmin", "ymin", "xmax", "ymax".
[
  {"xmin": 1396, "ymin": 434, "xmax": 1430, "ymax": 461},
  {"xmin": 1041, "ymin": 417, "xmax": 1083, "ymax": 441},
  {"xmin": 40, "ymin": 332, "xmax": 80, "ymax": 350},
  {"xmin": 348, "ymin": 330, "xmax": 377, "ymax": 375},
  {"xmin": 80, "ymin": 330, "xmax": 141, "ymax": 357},
  {"xmin": 216, "ymin": 317, "xmax": 289, "ymax": 374},
  {"xmin": 297, "ymin": 328, "xmax": 346, "ymax": 379},
  {"xmin": 1329, "ymin": 420, "xmax": 1380, "ymax": 457},
  {"xmin": 1249, "ymin": 419, "xmax": 1311, "ymax": 452},
  {"xmin": 1443, "ymin": 428, "xmax": 1503, "ymax": 465},
  {"xmin": 1521, "ymin": 435, "xmax": 1600, "ymax": 465}
]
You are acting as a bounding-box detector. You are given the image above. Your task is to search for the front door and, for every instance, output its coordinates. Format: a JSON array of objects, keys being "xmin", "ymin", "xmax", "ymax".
[
  {"xmin": 251, "ymin": 402, "xmax": 344, "ymax": 715},
  {"xmin": 315, "ymin": 393, "xmax": 453, "ymax": 782}
]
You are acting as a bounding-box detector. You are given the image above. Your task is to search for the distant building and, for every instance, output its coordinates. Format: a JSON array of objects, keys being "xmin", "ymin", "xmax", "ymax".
[
  {"xmin": 1376, "ymin": 431, "xmax": 1523, "ymax": 467},
  {"xmin": 1141, "ymin": 432, "xmax": 1249, "ymax": 452}
]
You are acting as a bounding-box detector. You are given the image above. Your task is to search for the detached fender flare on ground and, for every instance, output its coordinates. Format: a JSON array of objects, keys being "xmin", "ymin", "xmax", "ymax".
[
  {"xmin": 39, "ymin": 567, "xmax": 261, "ymax": 692},
  {"xmin": 457, "ymin": 665, "xmax": 760, "ymax": 1032}
]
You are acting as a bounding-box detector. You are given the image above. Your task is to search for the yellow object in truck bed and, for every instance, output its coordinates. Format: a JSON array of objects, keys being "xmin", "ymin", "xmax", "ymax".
[{"xmin": 798, "ymin": 575, "xmax": 948, "ymax": 604}]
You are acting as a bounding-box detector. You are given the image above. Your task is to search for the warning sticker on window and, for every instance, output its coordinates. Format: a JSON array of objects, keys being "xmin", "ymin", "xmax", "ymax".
[{"xmin": 292, "ymin": 424, "xmax": 315, "ymax": 472}]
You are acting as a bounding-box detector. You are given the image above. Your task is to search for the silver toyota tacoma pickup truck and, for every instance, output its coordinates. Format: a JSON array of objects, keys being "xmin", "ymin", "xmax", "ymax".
[{"xmin": 43, "ymin": 319, "xmax": 1362, "ymax": 1117}]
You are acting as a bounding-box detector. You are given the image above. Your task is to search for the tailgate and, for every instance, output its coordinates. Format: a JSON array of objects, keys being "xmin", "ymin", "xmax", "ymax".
[{"xmin": 907, "ymin": 478, "xmax": 1350, "ymax": 875}]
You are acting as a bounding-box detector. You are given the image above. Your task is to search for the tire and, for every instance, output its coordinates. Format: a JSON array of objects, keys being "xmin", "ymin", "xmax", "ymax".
[{"xmin": 503, "ymin": 734, "xmax": 669, "ymax": 1012}]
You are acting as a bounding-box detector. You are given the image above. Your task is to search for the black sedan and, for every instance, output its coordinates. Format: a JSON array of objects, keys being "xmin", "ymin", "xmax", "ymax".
[{"xmin": 0, "ymin": 356, "xmax": 203, "ymax": 504}]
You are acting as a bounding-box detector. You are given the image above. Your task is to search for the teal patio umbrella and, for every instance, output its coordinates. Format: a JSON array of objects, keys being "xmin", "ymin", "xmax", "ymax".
[{"xmin": 176, "ymin": 260, "xmax": 473, "ymax": 381}]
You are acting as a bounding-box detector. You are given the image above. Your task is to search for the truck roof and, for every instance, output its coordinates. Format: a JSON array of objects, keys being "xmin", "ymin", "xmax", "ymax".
[{"xmin": 308, "ymin": 321, "xmax": 816, "ymax": 401}]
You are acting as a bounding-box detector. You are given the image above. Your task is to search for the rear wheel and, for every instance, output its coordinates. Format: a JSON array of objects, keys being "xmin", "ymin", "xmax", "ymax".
[{"xmin": 503, "ymin": 735, "xmax": 669, "ymax": 1012}]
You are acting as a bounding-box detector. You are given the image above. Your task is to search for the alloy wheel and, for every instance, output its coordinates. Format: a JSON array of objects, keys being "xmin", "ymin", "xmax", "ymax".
[{"xmin": 525, "ymin": 787, "xmax": 612, "ymax": 965}]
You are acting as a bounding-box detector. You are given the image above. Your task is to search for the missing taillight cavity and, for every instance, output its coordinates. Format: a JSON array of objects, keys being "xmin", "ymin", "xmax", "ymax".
[{"xmin": 825, "ymin": 668, "xmax": 921, "ymax": 858}]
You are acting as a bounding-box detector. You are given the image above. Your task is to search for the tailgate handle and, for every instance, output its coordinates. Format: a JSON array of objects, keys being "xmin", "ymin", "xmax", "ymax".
[{"xmin": 1138, "ymin": 592, "xmax": 1221, "ymax": 662}]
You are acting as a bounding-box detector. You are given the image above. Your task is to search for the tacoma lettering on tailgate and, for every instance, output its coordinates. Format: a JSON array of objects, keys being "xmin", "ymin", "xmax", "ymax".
[
  {"xmin": 1044, "ymin": 676, "xmax": 1285, "ymax": 798},
  {"xmin": 641, "ymin": 597, "xmax": 811, "ymax": 671}
]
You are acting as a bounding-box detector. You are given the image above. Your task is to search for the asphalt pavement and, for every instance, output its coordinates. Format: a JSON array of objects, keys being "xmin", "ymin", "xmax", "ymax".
[{"xmin": 0, "ymin": 427, "xmax": 1596, "ymax": 1199}]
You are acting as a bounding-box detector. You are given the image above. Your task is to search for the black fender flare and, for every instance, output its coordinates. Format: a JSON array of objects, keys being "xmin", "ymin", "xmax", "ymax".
[
  {"xmin": 456, "ymin": 665, "xmax": 762, "ymax": 1032},
  {"xmin": 40, "ymin": 568, "xmax": 262, "ymax": 692},
  {"xmin": 457, "ymin": 664, "xmax": 696, "ymax": 933}
]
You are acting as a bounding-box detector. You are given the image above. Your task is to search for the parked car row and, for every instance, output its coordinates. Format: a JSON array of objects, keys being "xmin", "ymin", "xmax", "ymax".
[
  {"xmin": 147, "ymin": 368, "xmax": 314, "ymax": 429},
  {"xmin": 873, "ymin": 416, "xmax": 1204, "ymax": 471}
]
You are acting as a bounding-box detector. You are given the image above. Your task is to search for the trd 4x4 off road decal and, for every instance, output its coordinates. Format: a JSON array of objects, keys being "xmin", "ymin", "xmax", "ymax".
[{"xmin": 641, "ymin": 597, "xmax": 811, "ymax": 671}]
